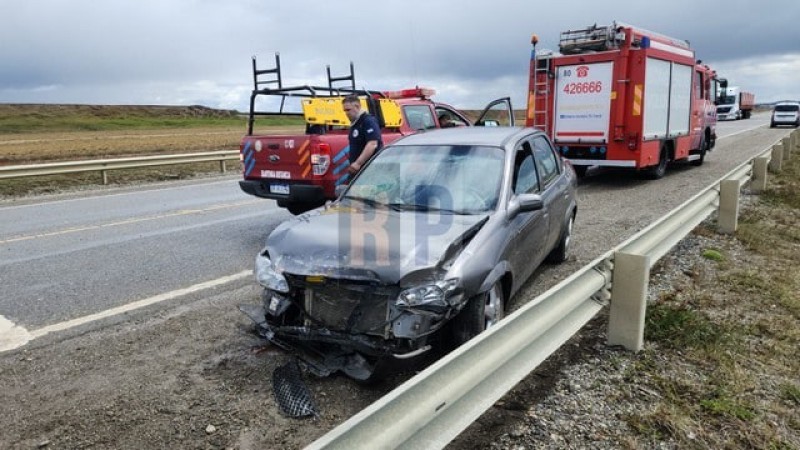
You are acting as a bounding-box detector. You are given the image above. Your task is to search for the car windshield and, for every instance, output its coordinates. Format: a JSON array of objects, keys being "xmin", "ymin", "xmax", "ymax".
[
  {"xmin": 775, "ymin": 104, "xmax": 799, "ymax": 112},
  {"xmin": 345, "ymin": 144, "xmax": 505, "ymax": 214}
]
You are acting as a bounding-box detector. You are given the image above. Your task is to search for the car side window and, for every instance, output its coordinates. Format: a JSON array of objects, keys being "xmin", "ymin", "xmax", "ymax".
[
  {"xmin": 403, "ymin": 105, "xmax": 436, "ymax": 130},
  {"xmin": 512, "ymin": 142, "xmax": 539, "ymax": 195},
  {"xmin": 532, "ymin": 136, "xmax": 560, "ymax": 187},
  {"xmin": 435, "ymin": 107, "xmax": 469, "ymax": 128}
]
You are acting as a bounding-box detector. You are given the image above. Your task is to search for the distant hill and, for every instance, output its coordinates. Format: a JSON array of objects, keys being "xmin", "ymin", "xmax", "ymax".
[
  {"xmin": 0, "ymin": 104, "xmax": 240, "ymax": 120},
  {"xmin": 0, "ymin": 104, "xmax": 247, "ymax": 134}
]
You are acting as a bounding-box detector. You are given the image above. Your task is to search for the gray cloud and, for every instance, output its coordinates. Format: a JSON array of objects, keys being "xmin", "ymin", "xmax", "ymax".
[{"xmin": 1, "ymin": 0, "xmax": 798, "ymax": 108}]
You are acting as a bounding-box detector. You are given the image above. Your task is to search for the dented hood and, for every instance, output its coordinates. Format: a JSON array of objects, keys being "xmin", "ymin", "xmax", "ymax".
[{"xmin": 266, "ymin": 202, "xmax": 488, "ymax": 284}]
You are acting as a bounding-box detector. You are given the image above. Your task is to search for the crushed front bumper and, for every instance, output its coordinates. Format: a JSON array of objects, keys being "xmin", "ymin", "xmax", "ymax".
[{"xmin": 239, "ymin": 303, "xmax": 441, "ymax": 380}]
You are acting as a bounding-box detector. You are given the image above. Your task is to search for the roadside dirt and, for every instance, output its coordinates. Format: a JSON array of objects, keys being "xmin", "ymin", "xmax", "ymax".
[
  {"xmin": 0, "ymin": 283, "xmax": 391, "ymax": 449},
  {"xmin": 0, "ymin": 265, "xmax": 586, "ymax": 450}
]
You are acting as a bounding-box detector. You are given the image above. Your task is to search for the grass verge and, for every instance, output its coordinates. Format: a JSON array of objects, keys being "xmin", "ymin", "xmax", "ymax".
[
  {"xmin": 0, "ymin": 104, "xmax": 302, "ymax": 134},
  {"xmin": 620, "ymin": 153, "xmax": 800, "ymax": 449}
]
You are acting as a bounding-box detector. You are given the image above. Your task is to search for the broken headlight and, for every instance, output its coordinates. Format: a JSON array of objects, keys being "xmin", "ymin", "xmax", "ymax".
[
  {"xmin": 255, "ymin": 252, "xmax": 289, "ymax": 293},
  {"xmin": 396, "ymin": 279, "xmax": 459, "ymax": 310}
]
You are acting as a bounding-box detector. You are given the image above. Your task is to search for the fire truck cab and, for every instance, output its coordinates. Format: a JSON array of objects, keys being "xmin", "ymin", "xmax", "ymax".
[{"xmin": 526, "ymin": 22, "xmax": 724, "ymax": 178}]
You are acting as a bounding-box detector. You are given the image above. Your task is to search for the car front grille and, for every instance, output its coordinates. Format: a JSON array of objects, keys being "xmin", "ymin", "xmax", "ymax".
[{"xmin": 286, "ymin": 275, "xmax": 394, "ymax": 335}]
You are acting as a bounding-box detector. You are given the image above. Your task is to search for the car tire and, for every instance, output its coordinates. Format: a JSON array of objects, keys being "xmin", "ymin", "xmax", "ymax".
[
  {"xmin": 770, "ymin": 122, "xmax": 776, "ymax": 128},
  {"xmin": 546, "ymin": 213, "xmax": 574, "ymax": 263},
  {"xmin": 573, "ymin": 166, "xmax": 588, "ymax": 178},
  {"xmin": 286, "ymin": 201, "xmax": 322, "ymax": 215},
  {"xmin": 353, "ymin": 357, "xmax": 392, "ymax": 385},
  {"xmin": 446, "ymin": 282, "xmax": 505, "ymax": 349}
]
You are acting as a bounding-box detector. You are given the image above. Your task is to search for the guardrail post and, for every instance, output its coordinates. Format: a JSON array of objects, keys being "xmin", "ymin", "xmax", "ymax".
[
  {"xmin": 751, "ymin": 156, "xmax": 769, "ymax": 193},
  {"xmin": 101, "ymin": 170, "xmax": 109, "ymax": 185},
  {"xmin": 219, "ymin": 160, "xmax": 227, "ymax": 173},
  {"xmin": 769, "ymin": 144, "xmax": 783, "ymax": 173},
  {"xmin": 607, "ymin": 252, "xmax": 650, "ymax": 352},
  {"xmin": 783, "ymin": 137, "xmax": 792, "ymax": 161},
  {"xmin": 718, "ymin": 180, "xmax": 740, "ymax": 234}
]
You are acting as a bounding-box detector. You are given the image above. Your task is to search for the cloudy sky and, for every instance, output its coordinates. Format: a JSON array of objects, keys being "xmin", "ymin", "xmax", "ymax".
[{"xmin": 2, "ymin": 0, "xmax": 799, "ymax": 111}]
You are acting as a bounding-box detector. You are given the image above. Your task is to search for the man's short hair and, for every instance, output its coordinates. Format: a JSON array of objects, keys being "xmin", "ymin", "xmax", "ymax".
[{"xmin": 342, "ymin": 95, "xmax": 360, "ymax": 105}]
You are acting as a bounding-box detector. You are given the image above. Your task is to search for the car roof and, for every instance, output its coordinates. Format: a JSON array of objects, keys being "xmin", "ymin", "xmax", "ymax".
[
  {"xmin": 389, "ymin": 126, "xmax": 541, "ymax": 148},
  {"xmin": 774, "ymin": 101, "xmax": 800, "ymax": 106}
]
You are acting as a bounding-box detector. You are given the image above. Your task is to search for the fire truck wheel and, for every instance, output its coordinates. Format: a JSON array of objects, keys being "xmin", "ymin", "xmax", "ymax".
[
  {"xmin": 645, "ymin": 147, "xmax": 668, "ymax": 179},
  {"xmin": 691, "ymin": 136, "xmax": 708, "ymax": 167}
]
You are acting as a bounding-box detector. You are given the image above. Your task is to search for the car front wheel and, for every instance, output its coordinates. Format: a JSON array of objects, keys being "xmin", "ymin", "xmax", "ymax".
[{"xmin": 446, "ymin": 282, "xmax": 505, "ymax": 349}]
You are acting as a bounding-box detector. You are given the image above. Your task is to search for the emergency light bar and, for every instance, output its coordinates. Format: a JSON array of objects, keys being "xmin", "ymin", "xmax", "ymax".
[{"xmin": 383, "ymin": 87, "xmax": 436, "ymax": 99}]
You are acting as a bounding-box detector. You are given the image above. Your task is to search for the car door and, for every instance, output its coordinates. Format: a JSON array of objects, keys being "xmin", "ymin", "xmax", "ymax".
[
  {"xmin": 474, "ymin": 97, "xmax": 515, "ymax": 127},
  {"xmin": 531, "ymin": 135, "xmax": 569, "ymax": 251},
  {"xmin": 507, "ymin": 139, "xmax": 549, "ymax": 286}
]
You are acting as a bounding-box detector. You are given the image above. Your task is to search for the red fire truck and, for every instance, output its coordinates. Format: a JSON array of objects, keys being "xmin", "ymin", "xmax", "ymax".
[{"xmin": 526, "ymin": 22, "xmax": 725, "ymax": 178}]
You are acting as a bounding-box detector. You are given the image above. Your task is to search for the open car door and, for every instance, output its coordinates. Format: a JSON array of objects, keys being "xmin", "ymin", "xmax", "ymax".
[{"xmin": 474, "ymin": 97, "xmax": 515, "ymax": 127}]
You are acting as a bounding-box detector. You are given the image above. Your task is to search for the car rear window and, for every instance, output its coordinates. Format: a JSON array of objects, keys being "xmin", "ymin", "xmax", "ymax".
[{"xmin": 775, "ymin": 104, "xmax": 799, "ymax": 112}]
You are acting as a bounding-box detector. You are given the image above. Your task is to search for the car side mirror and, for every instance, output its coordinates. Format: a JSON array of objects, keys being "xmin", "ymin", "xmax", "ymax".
[
  {"xmin": 507, "ymin": 193, "xmax": 543, "ymax": 218},
  {"xmin": 335, "ymin": 184, "xmax": 348, "ymax": 198}
]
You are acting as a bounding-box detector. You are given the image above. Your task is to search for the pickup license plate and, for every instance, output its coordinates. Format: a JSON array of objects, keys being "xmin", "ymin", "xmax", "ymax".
[{"xmin": 269, "ymin": 183, "xmax": 290, "ymax": 195}]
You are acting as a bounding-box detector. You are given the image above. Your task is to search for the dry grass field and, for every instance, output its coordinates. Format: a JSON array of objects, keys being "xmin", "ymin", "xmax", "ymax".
[
  {"xmin": 0, "ymin": 104, "xmax": 304, "ymax": 196},
  {"xmin": 0, "ymin": 104, "xmax": 515, "ymax": 197}
]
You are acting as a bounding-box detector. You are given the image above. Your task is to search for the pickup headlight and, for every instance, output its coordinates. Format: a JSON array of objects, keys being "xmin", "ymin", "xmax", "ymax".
[
  {"xmin": 255, "ymin": 252, "xmax": 289, "ymax": 293},
  {"xmin": 397, "ymin": 279, "xmax": 460, "ymax": 310}
]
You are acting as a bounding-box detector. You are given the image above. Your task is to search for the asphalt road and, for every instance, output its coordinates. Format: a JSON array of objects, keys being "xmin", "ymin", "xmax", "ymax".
[
  {"xmin": 0, "ymin": 179, "xmax": 288, "ymax": 339},
  {"xmin": 0, "ymin": 113, "xmax": 788, "ymax": 350},
  {"xmin": 0, "ymin": 112, "xmax": 795, "ymax": 449}
]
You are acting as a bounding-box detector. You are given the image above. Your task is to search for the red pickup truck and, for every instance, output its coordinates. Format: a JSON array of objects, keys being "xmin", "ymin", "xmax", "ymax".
[{"xmin": 239, "ymin": 55, "xmax": 512, "ymax": 214}]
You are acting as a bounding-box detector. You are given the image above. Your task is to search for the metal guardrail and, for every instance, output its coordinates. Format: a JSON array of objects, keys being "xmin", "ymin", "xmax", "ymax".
[
  {"xmin": 309, "ymin": 129, "xmax": 798, "ymax": 449},
  {"xmin": 0, "ymin": 151, "xmax": 240, "ymax": 184}
]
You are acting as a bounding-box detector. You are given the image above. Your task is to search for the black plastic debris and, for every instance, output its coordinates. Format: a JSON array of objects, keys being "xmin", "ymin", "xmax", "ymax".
[{"xmin": 272, "ymin": 359, "xmax": 319, "ymax": 418}]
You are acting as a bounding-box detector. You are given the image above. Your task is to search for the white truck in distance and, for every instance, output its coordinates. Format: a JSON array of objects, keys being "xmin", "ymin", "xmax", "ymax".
[{"xmin": 717, "ymin": 86, "xmax": 754, "ymax": 120}]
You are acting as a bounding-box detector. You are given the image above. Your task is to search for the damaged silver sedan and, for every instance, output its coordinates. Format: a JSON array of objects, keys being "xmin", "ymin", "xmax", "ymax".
[{"xmin": 241, "ymin": 127, "xmax": 577, "ymax": 381}]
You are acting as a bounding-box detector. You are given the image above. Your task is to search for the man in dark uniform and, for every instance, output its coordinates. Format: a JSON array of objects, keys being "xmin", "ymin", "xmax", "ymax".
[{"xmin": 342, "ymin": 95, "xmax": 383, "ymax": 176}]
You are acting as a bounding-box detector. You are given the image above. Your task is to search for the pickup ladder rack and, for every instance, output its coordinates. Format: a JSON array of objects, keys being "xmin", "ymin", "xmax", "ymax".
[{"xmin": 247, "ymin": 53, "xmax": 383, "ymax": 134}]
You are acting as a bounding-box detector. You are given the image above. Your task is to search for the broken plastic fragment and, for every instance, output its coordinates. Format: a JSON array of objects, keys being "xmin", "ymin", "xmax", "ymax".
[{"xmin": 272, "ymin": 359, "xmax": 319, "ymax": 418}]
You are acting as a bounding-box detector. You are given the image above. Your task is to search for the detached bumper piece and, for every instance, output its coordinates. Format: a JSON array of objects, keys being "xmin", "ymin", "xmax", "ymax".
[
  {"xmin": 239, "ymin": 303, "xmax": 383, "ymax": 381},
  {"xmin": 272, "ymin": 359, "xmax": 319, "ymax": 418}
]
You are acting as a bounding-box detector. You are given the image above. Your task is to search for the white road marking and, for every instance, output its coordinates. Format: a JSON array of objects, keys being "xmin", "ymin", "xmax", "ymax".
[
  {"xmin": 0, "ymin": 315, "xmax": 32, "ymax": 352},
  {"xmin": 0, "ymin": 270, "xmax": 252, "ymax": 353},
  {"xmin": 717, "ymin": 120, "xmax": 770, "ymax": 140},
  {"xmin": 0, "ymin": 177, "xmax": 244, "ymax": 211},
  {"xmin": 0, "ymin": 199, "xmax": 260, "ymax": 245}
]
